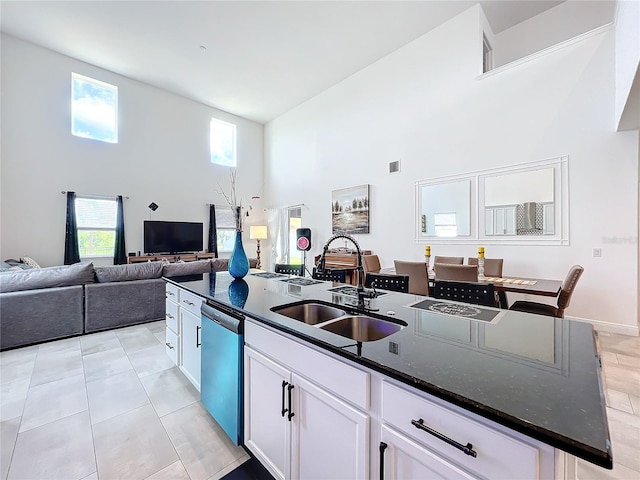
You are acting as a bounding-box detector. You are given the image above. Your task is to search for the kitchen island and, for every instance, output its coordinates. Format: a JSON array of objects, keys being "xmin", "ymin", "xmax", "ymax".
[{"xmin": 165, "ymin": 270, "xmax": 612, "ymax": 479}]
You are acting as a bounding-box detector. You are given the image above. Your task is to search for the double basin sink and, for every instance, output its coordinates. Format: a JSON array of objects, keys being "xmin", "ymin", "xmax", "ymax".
[{"xmin": 271, "ymin": 300, "xmax": 407, "ymax": 342}]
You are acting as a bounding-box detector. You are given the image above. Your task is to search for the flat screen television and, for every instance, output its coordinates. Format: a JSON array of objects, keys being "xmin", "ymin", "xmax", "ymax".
[{"xmin": 144, "ymin": 221, "xmax": 204, "ymax": 254}]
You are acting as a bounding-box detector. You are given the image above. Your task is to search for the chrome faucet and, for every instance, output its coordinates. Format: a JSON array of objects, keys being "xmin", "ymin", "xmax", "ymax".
[{"xmin": 317, "ymin": 233, "xmax": 371, "ymax": 310}]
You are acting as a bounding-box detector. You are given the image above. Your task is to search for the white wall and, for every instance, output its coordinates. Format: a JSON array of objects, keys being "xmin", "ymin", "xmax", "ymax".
[
  {"xmin": 264, "ymin": 5, "xmax": 639, "ymax": 333},
  {"xmin": 491, "ymin": 0, "xmax": 614, "ymax": 68},
  {"xmin": 1, "ymin": 35, "xmax": 265, "ymax": 267},
  {"xmin": 614, "ymin": 0, "xmax": 640, "ymax": 130}
]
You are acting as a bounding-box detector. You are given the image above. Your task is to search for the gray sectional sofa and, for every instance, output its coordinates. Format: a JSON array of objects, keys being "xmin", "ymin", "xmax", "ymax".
[{"xmin": 0, "ymin": 258, "xmax": 237, "ymax": 350}]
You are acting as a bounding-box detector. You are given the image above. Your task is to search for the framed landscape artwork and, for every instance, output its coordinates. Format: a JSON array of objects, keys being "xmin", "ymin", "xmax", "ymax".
[{"xmin": 332, "ymin": 184, "xmax": 370, "ymax": 234}]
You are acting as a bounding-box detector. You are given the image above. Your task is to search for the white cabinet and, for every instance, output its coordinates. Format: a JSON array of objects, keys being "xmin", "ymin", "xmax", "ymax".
[
  {"xmin": 381, "ymin": 381, "xmax": 549, "ymax": 480},
  {"xmin": 164, "ymin": 281, "xmax": 202, "ymax": 391},
  {"xmin": 180, "ymin": 308, "xmax": 201, "ymax": 390},
  {"xmin": 380, "ymin": 425, "xmax": 475, "ymax": 480},
  {"xmin": 244, "ymin": 322, "xmax": 370, "ymax": 480},
  {"xmin": 164, "ymin": 283, "xmax": 180, "ymax": 364}
]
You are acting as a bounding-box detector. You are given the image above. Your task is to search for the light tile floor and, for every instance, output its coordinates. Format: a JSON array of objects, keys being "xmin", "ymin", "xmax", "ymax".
[
  {"xmin": 0, "ymin": 321, "xmax": 249, "ymax": 480},
  {"xmin": 1, "ymin": 323, "xmax": 639, "ymax": 479}
]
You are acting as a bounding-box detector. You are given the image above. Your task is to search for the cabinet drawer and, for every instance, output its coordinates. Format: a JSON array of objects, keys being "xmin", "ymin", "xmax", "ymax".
[
  {"xmin": 245, "ymin": 320, "xmax": 370, "ymax": 410},
  {"xmin": 165, "ymin": 300, "xmax": 179, "ymax": 333},
  {"xmin": 165, "ymin": 282, "xmax": 179, "ymax": 301},
  {"xmin": 165, "ymin": 327, "xmax": 179, "ymax": 365},
  {"xmin": 381, "ymin": 381, "xmax": 540, "ymax": 480},
  {"xmin": 180, "ymin": 289, "xmax": 203, "ymax": 317}
]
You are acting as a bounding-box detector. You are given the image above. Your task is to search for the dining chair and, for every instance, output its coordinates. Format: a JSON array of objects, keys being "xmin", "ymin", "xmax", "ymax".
[
  {"xmin": 509, "ymin": 265, "xmax": 584, "ymax": 318},
  {"xmin": 364, "ymin": 273, "xmax": 409, "ymax": 293},
  {"xmin": 274, "ymin": 264, "xmax": 304, "ymax": 276},
  {"xmin": 433, "ymin": 256, "xmax": 464, "ymax": 265},
  {"xmin": 432, "ymin": 280, "xmax": 497, "ymax": 307},
  {"xmin": 362, "ymin": 255, "xmax": 381, "ymax": 273},
  {"xmin": 394, "ymin": 260, "xmax": 429, "ymax": 296},
  {"xmin": 434, "ymin": 264, "xmax": 478, "ymax": 282},
  {"xmin": 312, "ymin": 268, "xmax": 347, "ymax": 283},
  {"xmin": 467, "ymin": 257, "xmax": 504, "ymax": 277}
]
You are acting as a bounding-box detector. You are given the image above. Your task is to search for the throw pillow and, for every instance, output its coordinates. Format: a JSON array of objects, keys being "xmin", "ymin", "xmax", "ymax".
[{"xmin": 20, "ymin": 256, "xmax": 41, "ymax": 268}]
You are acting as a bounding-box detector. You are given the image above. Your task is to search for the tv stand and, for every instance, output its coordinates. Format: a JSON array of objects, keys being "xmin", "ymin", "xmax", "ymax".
[{"xmin": 127, "ymin": 253, "xmax": 216, "ymax": 264}]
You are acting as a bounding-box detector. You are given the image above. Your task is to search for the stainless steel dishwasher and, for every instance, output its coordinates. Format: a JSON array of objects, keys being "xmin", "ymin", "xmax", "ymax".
[{"xmin": 200, "ymin": 301, "xmax": 244, "ymax": 446}]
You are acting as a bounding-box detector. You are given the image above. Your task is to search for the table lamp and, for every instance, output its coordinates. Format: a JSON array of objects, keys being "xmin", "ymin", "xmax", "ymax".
[{"xmin": 249, "ymin": 225, "xmax": 268, "ymax": 269}]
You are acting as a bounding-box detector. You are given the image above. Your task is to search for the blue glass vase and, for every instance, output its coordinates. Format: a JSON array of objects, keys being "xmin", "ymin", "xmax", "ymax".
[
  {"xmin": 229, "ymin": 230, "xmax": 249, "ymax": 279},
  {"xmin": 228, "ymin": 279, "xmax": 249, "ymax": 308}
]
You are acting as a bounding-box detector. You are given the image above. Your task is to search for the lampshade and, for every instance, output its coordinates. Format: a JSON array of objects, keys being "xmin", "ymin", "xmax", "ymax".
[{"xmin": 249, "ymin": 225, "xmax": 268, "ymax": 240}]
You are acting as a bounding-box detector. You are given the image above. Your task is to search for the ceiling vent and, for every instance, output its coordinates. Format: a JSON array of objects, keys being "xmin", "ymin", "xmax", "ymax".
[{"xmin": 389, "ymin": 160, "xmax": 401, "ymax": 174}]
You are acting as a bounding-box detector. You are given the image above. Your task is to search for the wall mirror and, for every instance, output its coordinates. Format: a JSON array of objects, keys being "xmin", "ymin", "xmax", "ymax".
[
  {"xmin": 479, "ymin": 156, "xmax": 568, "ymax": 244},
  {"xmin": 416, "ymin": 176, "xmax": 473, "ymax": 239},
  {"xmin": 415, "ymin": 156, "xmax": 568, "ymax": 245}
]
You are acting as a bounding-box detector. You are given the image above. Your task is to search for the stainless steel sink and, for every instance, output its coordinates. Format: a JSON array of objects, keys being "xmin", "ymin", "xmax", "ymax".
[
  {"xmin": 319, "ymin": 315, "xmax": 406, "ymax": 342},
  {"xmin": 271, "ymin": 301, "xmax": 346, "ymax": 325}
]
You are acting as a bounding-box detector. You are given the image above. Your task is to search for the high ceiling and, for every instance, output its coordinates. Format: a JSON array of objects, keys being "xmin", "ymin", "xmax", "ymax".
[{"xmin": 1, "ymin": 1, "xmax": 565, "ymax": 124}]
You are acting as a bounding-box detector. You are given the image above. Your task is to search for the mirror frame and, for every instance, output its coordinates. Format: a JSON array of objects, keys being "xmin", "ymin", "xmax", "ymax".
[{"xmin": 415, "ymin": 156, "xmax": 569, "ymax": 245}]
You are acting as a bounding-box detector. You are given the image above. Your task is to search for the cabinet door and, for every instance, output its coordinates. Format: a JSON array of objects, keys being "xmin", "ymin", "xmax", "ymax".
[
  {"xmin": 244, "ymin": 347, "xmax": 291, "ymax": 480},
  {"xmin": 290, "ymin": 374, "xmax": 369, "ymax": 480},
  {"xmin": 380, "ymin": 425, "xmax": 476, "ymax": 480},
  {"xmin": 180, "ymin": 308, "xmax": 201, "ymax": 390}
]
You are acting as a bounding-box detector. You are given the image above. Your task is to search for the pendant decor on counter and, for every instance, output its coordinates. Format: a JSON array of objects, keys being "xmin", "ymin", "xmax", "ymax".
[
  {"xmin": 228, "ymin": 278, "xmax": 249, "ymax": 308},
  {"xmin": 229, "ymin": 230, "xmax": 250, "ymax": 279}
]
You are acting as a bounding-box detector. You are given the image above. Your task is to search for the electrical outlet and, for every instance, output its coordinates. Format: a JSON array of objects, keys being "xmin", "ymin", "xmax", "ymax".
[{"xmin": 592, "ymin": 248, "xmax": 602, "ymax": 257}]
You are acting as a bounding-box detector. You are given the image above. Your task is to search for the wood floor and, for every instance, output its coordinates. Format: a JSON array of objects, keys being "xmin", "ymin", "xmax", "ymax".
[{"xmin": 0, "ymin": 321, "xmax": 638, "ymax": 479}]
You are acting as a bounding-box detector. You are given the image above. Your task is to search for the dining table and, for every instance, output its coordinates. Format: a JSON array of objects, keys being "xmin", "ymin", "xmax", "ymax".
[{"xmin": 379, "ymin": 267, "xmax": 563, "ymax": 309}]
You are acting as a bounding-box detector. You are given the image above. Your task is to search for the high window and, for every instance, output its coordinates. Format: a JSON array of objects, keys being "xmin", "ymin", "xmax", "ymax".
[
  {"xmin": 215, "ymin": 206, "xmax": 237, "ymax": 253},
  {"xmin": 210, "ymin": 118, "xmax": 237, "ymax": 167},
  {"xmin": 71, "ymin": 73, "xmax": 118, "ymax": 143},
  {"xmin": 75, "ymin": 196, "xmax": 117, "ymax": 257}
]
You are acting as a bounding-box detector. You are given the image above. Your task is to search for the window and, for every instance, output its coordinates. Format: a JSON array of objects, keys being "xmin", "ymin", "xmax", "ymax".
[
  {"xmin": 215, "ymin": 206, "xmax": 237, "ymax": 252},
  {"xmin": 71, "ymin": 73, "xmax": 118, "ymax": 143},
  {"xmin": 210, "ymin": 118, "xmax": 237, "ymax": 167},
  {"xmin": 287, "ymin": 207, "xmax": 303, "ymax": 265},
  {"xmin": 75, "ymin": 196, "xmax": 117, "ymax": 257}
]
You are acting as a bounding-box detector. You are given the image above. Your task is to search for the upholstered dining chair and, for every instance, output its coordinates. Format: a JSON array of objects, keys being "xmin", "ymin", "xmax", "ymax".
[
  {"xmin": 312, "ymin": 268, "xmax": 347, "ymax": 283},
  {"xmin": 274, "ymin": 264, "xmax": 304, "ymax": 276},
  {"xmin": 433, "ymin": 256, "xmax": 464, "ymax": 265},
  {"xmin": 362, "ymin": 255, "xmax": 381, "ymax": 273},
  {"xmin": 432, "ymin": 280, "xmax": 497, "ymax": 307},
  {"xmin": 467, "ymin": 257, "xmax": 504, "ymax": 277},
  {"xmin": 509, "ymin": 265, "xmax": 584, "ymax": 318},
  {"xmin": 364, "ymin": 273, "xmax": 409, "ymax": 293},
  {"xmin": 434, "ymin": 263, "xmax": 478, "ymax": 282},
  {"xmin": 394, "ymin": 260, "xmax": 429, "ymax": 296}
]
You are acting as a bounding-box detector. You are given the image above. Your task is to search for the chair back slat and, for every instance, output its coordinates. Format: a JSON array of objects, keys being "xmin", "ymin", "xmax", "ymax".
[
  {"xmin": 432, "ymin": 280, "xmax": 496, "ymax": 307},
  {"xmin": 274, "ymin": 264, "xmax": 304, "ymax": 276},
  {"xmin": 312, "ymin": 268, "xmax": 347, "ymax": 283},
  {"xmin": 364, "ymin": 273, "xmax": 409, "ymax": 293}
]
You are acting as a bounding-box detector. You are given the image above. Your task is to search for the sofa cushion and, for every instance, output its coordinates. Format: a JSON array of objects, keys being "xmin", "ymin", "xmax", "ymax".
[
  {"xmin": 162, "ymin": 260, "xmax": 212, "ymax": 277},
  {"xmin": 211, "ymin": 258, "xmax": 229, "ymax": 272},
  {"xmin": 94, "ymin": 262, "xmax": 164, "ymax": 283},
  {"xmin": 0, "ymin": 262, "xmax": 95, "ymax": 293}
]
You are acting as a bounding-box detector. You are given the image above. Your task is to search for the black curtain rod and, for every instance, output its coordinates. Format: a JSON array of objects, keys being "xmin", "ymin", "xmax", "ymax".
[{"xmin": 61, "ymin": 191, "xmax": 129, "ymax": 199}]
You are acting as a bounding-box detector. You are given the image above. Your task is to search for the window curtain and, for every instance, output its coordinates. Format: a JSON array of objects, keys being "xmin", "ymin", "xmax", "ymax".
[
  {"xmin": 113, "ymin": 195, "xmax": 127, "ymax": 265},
  {"xmin": 63, "ymin": 191, "xmax": 80, "ymax": 265},
  {"xmin": 208, "ymin": 204, "xmax": 218, "ymax": 257},
  {"xmin": 267, "ymin": 207, "xmax": 286, "ymax": 267}
]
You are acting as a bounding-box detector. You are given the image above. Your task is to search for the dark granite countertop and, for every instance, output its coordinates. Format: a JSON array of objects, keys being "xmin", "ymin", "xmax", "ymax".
[{"xmin": 165, "ymin": 270, "xmax": 612, "ymax": 469}]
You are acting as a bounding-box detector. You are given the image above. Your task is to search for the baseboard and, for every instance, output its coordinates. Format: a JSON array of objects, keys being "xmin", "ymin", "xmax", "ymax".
[{"xmin": 565, "ymin": 315, "xmax": 639, "ymax": 336}]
